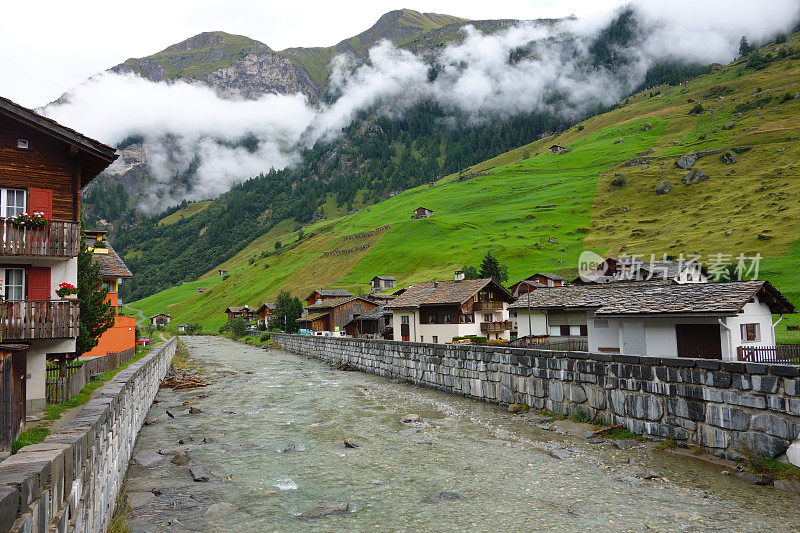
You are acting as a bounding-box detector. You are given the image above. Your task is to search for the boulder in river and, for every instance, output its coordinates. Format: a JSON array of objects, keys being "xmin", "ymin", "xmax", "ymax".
[
  {"xmin": 178, "ymin": 436, "xmax": 194, "ymax": 445},
  {"xmin": 548, "ymin": 449, "xmax": 571, "ymax": 461},
  {"xmin": 203, "ymin": 502, "xmax": 235, "ymax": 518},
  {"xmin": 189, "ymin": 407, "xmax": 204, "ymax": 414},
  {"xmin": 133, "ymin": 452, "xmax": 163, "ymax": 468},
  {"xmin": 281, "ymin": 443, "xmax": 298, "ymax": 453},
  {"xmin": 734, "ymin": 472, "xmax": 772, "ymax": 485},
  {"xmin": 171, "ymin": 451, "xmax": 191, "ymax": 466},
  {"xmin": 190, "ymin": 465, "xmax": 211, "ymax": 482},
  {"xmin": 299, "ymin": 501, "xmax": 350, "ymax": 519},
  {"xmin": 144, "ymin": 415, "xmax": 170, "ymax": 425},
  {"xmin": 158, "ymin": 446, "xmax": 190, "ymax": 456},
  {"xmin": 344, "ymin": 439, "xmax": 362, "ymax": 449},
  {"xmin": 401, "ymin": 414, "xmax": 421, "ymax": 424},
  {"xmin": 773, "ymin": 479, "xmax": 800, "ymax": 494}
]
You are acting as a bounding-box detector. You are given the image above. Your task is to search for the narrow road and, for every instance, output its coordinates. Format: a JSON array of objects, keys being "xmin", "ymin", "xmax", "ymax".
[{"xmin": 123, "ymin": 303, "xmax": 147, "ymax": 326}]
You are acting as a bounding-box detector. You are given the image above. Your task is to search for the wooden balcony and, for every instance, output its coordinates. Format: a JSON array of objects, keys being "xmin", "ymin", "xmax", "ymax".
[
  {"xmin": 0, "ymin": 220, "xmax": 80, "ymax": 257},
  {"xmin": 473, "ymin": 301, "xmax": 504, "ymax": 312},
  {"xmin": 480, "ymin": 320, "xmax": 513, "ymax": 333},
  {"xmin": 0, "ymin": 300, "xmax": 79, "ymax": 341}
]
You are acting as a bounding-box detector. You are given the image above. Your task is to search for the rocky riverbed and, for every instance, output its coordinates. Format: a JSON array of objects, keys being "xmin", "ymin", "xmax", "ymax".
[{"xmin": 121, "ymin": 336, "xmax": 800, "ymax": 531}]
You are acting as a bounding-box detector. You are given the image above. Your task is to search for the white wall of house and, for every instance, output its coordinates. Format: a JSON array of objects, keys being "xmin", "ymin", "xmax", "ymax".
[
  {"xmin": 392, "ymin": 306, "xmax": 513, "ymax": 343},
  {"xmin": 48, "ymin": 256, "xmax": 78, "ymax": 298},
  {"xmin": 722, "ymin": 297, "xmax": 777, "ymax": 359},
  {"xmin": 512, "ymin": 309, "xmax": 549, "ymax": 338},
  {"xmin": 26, "ymin": 338, "xmax": 77, "ymax": 412},
  {"xmin": 587, "ymin": 317, "xmax": 620, "ymax": 352}
]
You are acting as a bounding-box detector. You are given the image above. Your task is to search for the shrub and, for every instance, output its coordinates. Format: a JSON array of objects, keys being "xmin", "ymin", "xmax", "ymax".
[
  {"xmin": 775, "ymin": 33, "xmax": 787, "ymax": 45},
  {"xmin": 230, "ymin": 318, "xmax": 246, "ymax": 337},
  {"xmin": 577, "ymin": 124, "xmax": 584, "ymax": 131},
  {"xmin": 688, "ymin": 103, "xmax": 704, "ymax": 115},
  {"xmin": 611, "ymin": 176, "xmax": 626, "ymax": 189},
  {"xmin": 779, "ymin": 92, "xmax": 794, "ymax": 104},
  {"xmin": 521, "ymin": 147, "xmax": 531, "ymax": 159},
  {"xmin": 260, "ymin": 332, "xmax": 271, "ymax": 342}
]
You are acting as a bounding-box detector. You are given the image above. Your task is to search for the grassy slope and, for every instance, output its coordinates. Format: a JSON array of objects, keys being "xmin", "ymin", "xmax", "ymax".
[
  {"xmin": 135, "ymin": 35, "xmax": 800, "ymax": 339},
  {"xmin": 158, "ymin": 201, "xmax": 211, "ymax": 226}
]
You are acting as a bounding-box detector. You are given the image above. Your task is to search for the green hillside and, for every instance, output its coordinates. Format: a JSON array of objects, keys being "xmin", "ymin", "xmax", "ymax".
[{"xmin": 132, "ymin": 33, "xmax": 800, "ymax": 340}]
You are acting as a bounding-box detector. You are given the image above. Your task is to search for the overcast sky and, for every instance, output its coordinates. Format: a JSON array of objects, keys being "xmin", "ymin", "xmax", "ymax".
[{"xmin": 0, "ymin": 0, "xmax": 626, "ymax": 107}]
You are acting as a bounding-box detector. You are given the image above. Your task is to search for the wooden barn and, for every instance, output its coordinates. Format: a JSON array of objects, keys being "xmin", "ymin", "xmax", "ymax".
[
  {"xmin": 298, "ymin": 296, "xmax": 378, "ymax": 335},
  {"xmin": 412, "ymin": 207, "xmax": 433, "ymax": 219}
]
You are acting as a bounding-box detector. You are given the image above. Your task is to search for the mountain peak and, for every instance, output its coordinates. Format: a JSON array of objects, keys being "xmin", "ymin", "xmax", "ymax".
[
  {"xmin": 160, "ymin": 31, "xmax": 272, "ymax": 55},
  {"xmin": 373, "ymin": 9, "xmax": 468, "ymax": 31}
]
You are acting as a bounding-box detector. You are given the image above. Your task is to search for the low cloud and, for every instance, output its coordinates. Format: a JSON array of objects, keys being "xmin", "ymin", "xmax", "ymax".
[{"xmin": 42, "ymin": 0, "xmax": 800, "ymax": 213}]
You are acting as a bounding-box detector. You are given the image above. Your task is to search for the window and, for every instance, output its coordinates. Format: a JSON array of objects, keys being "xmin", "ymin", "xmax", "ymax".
[
  {"xmin": 401, "ymin": 316, "xmax": 409, "ymax": 324},
  {"xmin": 402, "ymin": 335, "xmax": 410, "ymax": 341},
  {"xmin": 16, "ymin": 139, "xmax": 28, "ymax": 149},
  {"xmin": 593, "ymin": 319, "xmax": 609, "ymax": 328},
  {"xmin": 1, "ymin": 189, "xmax": 25, "ymax": 218},
  {"xmin": 4, "ymin": 268, "xmax": 24, "ymax": 300},
  {"xmin": 432, "ymin": 336, "xmax": 438, "ymax": 343},
  {"xmin": 741, "ymin": 323, "xmax": 761, "ymax": 342},
  {"xmin": 550, "ymin": 326, "xmax": 562, "ymax": 336},
  {"xmin": 569, "ymin": 325, "xmax": 582, "ymax": 336},
  {"xmin": 579, "ymin": 325, "xmax": 588, "ymax": 337},
  {"xmin": 483, "ymin": 314, "xmax": 492, "ymax": 322},
  {"xmin": 443, "ymin": 314, "xmax": 451, "ymax": 323},
  {"xmin": 420, "ymin": 336, "xmax": 423, "ymax": 343},
  {"xmin": 560, "ymin": 325, "xmax": 571, "ymax": 336}
]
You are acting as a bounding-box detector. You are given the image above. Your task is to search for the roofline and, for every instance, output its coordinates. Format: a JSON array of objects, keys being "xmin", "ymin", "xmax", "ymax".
[
  {"xmin": 595, "ymin": 312, "xmax": 738, "ymax": 319},
  {"xmin": 0, "ymin": 97, "xmax": 117, "ymax": 161}
]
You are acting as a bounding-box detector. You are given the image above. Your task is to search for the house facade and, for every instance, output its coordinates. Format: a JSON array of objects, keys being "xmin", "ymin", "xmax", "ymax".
[
  {"xmin": 385, "ymin": 275, "xmax": 515, "ymax": 343},
  {"xmin": 573, "ymin": 256, "xmax": 709, "ymax": 285},
  {"xmin": 297, "ymin": 296, "xmax": 378, "ymax": 336},
  {"xmin": 344, "ymin": 306, "xmax": 393, "ymax": 339},
  {"xmin": 509, "ymin": 281, "xmax": 794, "ymax": 360},
  {"xmin": 0, "ymin": 96, "xmax": 117, "ymax": 423},
  {"xmin": 508, "ymin": 273, "xmax": 565, "ymax": 296},
  {"xmin": 150, "ymin": 313, "xmax": 171, "ymax": 327},
  {"xmin": 81, "ymin": 231, "xmax": 136, "ymax": 358}
]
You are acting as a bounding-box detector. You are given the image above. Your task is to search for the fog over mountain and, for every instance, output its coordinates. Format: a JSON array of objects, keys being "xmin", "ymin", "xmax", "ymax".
[{"xmin": 42, "ymin": 0, "xmax": 800, "ymax": 212}]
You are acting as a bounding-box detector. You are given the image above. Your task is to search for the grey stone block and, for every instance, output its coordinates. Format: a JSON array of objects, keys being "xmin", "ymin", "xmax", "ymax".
[
  {"xmin": 0, "ymin": 485, "xmax": 20, "ymax": 532},
  {"xmin": 785, "ymin": 379, "xmax": 800, "ymax": 397},
  {"xmin": 655, "ymin": 367, "xmax": 679, "ymax": 382},
  {"xmin": 661, "ymin": 358, "xmax": 695, "ymax": 368},
  {"xmin": 706, "ymin": 405, "xmax": 750, "ymax": 431},
  {"xmin": 698, "ymin": 424, "xmax": 731, "ymax": 448},
  {"xmin": 770, "ymin": 365, "xmax": 800, "ymax": 377},
  {"xmin": 751, "ymin": 375, "xmax": 780, "ymax": 394},
  {"xmin": 624, "ymin": 394, "xmax": 662, "ymax": 421},
  {"xmin": 751, "ymin": 413, "xmax": 790, "ymax": 439},
  {"xmin": 745, "ymin": 363, "xmax": 768, "ymax": 375},
  {"xmin": 696, "ymin": 359, "xmax": 721, "ymax": 370},
  {"xmin": 666, "ymin": 398, "xmax": 705, "ymax": 421},
  {"xmin": 723, "ymin": 391, "xmax": 767, "ymax": 409}
]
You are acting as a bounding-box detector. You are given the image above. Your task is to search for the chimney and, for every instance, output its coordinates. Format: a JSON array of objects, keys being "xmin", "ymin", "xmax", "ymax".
[{"xmin": 454, "ymin": 271, "xmax": 465, "ymax": 282}]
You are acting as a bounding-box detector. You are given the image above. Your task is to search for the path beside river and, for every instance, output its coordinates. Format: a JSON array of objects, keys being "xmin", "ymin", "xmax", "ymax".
[{"xmin": 121, "ymin": 336, "xmax": 800, "ymax": 532}]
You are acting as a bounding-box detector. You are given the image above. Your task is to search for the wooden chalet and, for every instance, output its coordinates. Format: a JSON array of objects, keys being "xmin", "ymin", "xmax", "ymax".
[
  {"xmin": 150, "ymin": 313, "xmax": 172, "ymax": 327},
  {"xmin": 412, "ymin": 207, "xmax": 433, "ymax": 219},
  {"xmin": 549, "ymin": 144, "xmax": 570, "ymax": 154},
  {"xmin": 305, "ymin": 289, "xmax": 353, "ymax": 307},
  {"xmin": 256, "ymin": 302, "xmax": 276, "ymax": 327},
  {"xmin": 298, "ymin": 296, "xmax": 378, "ymax": 335},
  {"xmin": 508, "ymin": 273, "xmax": 566, "ymax": 296},
  {"xmin": 0, "ymin": 95, "xmax": 117, "ymax": 443},
  {"xmin": 344, "ymin": 306, "xmax": 393, "ymax": 339},
  {"xmin": 225, "ymin": 305, "xmax": 255, "ymax": 323},
  {"xmin": 370, "ymin": 275, "xmax": 397, "ymax": 292}
]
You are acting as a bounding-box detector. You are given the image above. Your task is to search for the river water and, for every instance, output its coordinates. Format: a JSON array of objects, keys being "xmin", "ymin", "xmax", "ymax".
[{"xmin": 122, "ymin": 336, "xmax": 799, "ymax": 532}]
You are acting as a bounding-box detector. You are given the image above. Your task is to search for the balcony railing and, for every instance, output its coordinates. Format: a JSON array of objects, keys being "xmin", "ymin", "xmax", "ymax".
[
  {"xmin": 0, "ymin": 300, "xmax": 79, "ymax": 341},
  {"xmin": 480, "ymin": 320, "xmax": 513, "ymax": 333},
  {"xmin": 0, "ymin": 220, "xmax": 80, "ymax": 257},
  {"xmin": 473, "ymin": 301, "xmax": 504, "ymax": 312}
]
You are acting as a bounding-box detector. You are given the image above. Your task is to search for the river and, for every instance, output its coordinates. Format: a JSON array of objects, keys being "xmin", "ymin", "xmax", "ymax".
[{"xmin": 121, "ymin": 336, "xmax": 800, "ymax": 532}]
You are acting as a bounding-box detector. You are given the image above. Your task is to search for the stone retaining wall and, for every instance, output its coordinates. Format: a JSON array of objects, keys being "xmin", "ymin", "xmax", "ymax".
[
  {"xmin": 0, "ymin": 338, "xmax": 176, "ymax": 533},
  {"xmin": 274, "ymin": 334, "xmax": 800, "ymax": 460}
]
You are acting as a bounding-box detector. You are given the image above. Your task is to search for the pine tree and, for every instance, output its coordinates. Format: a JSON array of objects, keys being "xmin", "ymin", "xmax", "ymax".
[
  {"xmin": 739, "ymin": 36, "xmax": 752, "ymax": 57},
  {"xmin": 478, "ymin": 251, "xmax": 509, "ymax": 284},
  {"xmin": 269, "ymin": 291, "xmax": 304, "ymax": 333},
  {"xmin": 76, "ymin": 222, "xmax": 115, "ymax": 355}
]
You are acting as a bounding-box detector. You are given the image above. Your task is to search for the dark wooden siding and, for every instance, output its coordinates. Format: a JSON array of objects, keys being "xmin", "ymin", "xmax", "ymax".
[
  {"xmin": 0, "ymin": 115, "xmax": 78, "ymax": 222},
  {"xmin": 0, "ymin": 346, "xmax": 27, "ymax": 452},
  {"xmin": 330, "ymin": 300, "xmax": 378, "ymax": 331}
]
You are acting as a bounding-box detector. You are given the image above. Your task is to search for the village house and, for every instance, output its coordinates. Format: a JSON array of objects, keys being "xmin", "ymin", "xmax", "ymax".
[
  {"xmin": 370, "ymin": 275, "xmax": 397, "ymax": 292},
  {"xmin": 218, "ymin": 269, "xmax": 229, "ymax": 276},
  {"xmin": 225, "ymin": 305, "xmax": 255, "ymax": 323},
  {"xmin": 305, "ymin": 289, "xmax": 353, "ymax": 307},
  {"xmin": 573, "ymin": 256, "xmax": 709, "ymax": 285},
  {"xmin": 367, "ymin": 293, "xmax": 395, "ymax": 303},
  {"xmin": 150, "ymin": 313, "xmax": 171, "ymax": 327},
  {"xmin": 197, "ymin": 287, "xmax": 209, "ymax": 293},
  {"xmin": 0, "ymin": 95, "xmax": 117, "ymax": 448},
  {"xmin": 297, "ymin": 296, "xmax": 378, "ymax": 336},
  {"xmin": 385, "ymin": 273, "xmax": 516, "ymax": 343},
  {"xmin": 412, "ymin": 207, "xmax": 433, "ymax": 219},
  {"xmin": 256, "ymin": 302, "xmax": 276, "ymax": 327},
  {"xmin": 549, "ymin": 144, "xmax": 570, "ymax": 154},
  {"xmin": 177, "ymin": 324, "xmax": 191, "ymax": 333},
  {"xmin": 509, "ymin": 280, "xmax": 794, "ymax": 360},
  {"xmin": 508, "ymin": 273, "xmax": 566, "ymax": 295},
  {"xmin": 81, "ymin": 230, "xmax": 136, "ymax": 358},
  {"xmin": 344, "ymin": 306, "xmax": 393, "ymax": 339}
]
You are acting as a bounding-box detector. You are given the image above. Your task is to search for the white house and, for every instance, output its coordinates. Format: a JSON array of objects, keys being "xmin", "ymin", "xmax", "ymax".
[
  {"xmin": 509, "ymin": 281, "xmax": 794, "ymax": 361},
  {"xmin": 385, "ymin": 274, "xmax": 516, "ymax": 343},
  {"xmin": 573, "ymin": 256, "xmax": 709, "ymax": 285}
]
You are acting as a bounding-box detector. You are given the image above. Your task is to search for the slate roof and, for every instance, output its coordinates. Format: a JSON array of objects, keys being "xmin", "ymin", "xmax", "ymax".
[
  {"xmin": 257, "ymin": 302, "xmax": 276, "ymax": 312},
  {"xmin": 92, "ymin": 241, "xmax": 133, "ymax": 279},
  {"xmin": 372, "ymin": 276, "xmax": 397, "ymax": 281},
  {"xmin": 385, "ymin": 278, "xmax": 514, "ymax": 309},
  {"xmin": 225, "ymin": 306, "xmax": 252, "ymax": 314},
  {"xmin": 508, "ymin": 281, "xmax": 794, "ymax": 316},
  {"xmin": 307, "ymin": 289, "xmax": 353, "ymax": 300},
  {"xmin": 534, "ymin": 273, "xmax": 565, "ymax": 281},
  {"xmin": 307, "ymin": 296, "xmax": 375, "ymax": 311}
]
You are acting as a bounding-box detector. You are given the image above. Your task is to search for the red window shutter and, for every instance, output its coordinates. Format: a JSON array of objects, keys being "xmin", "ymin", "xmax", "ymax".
[
  {"xmin": 28, "ymin": 188, "xmax": 53, "ymax": 220},
  {"xmin": 27, "ymin": 267, "xmax": 51, "ymax": 300}
]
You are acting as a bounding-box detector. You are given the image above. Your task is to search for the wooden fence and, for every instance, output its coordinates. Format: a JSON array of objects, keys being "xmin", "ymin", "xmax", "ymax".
[
  {"xmin": 737, "ymin": 344, "xmax": 800, "ymax": 364},
  {"xmin": 0, "ymin": 345, "xmax": 27, "ymax": 452},
  {"xmin": 0, "ymin": 220, "xmax": 80, "ymax": 257},
  {"xmin": 509, "ymin": 336, "xmax": 589, "ymax": 351},
  {"xmin": 45, "ymin": 348, "xmax": 137, "ymax": 404}
]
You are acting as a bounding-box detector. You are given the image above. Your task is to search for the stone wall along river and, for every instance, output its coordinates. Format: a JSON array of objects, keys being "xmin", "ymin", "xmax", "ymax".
[{"xmin": 121, "ymin": 336, "xmax": 800, "ymax": 531}]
